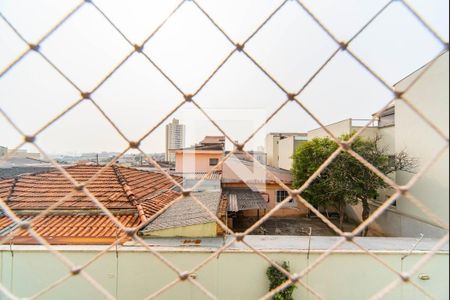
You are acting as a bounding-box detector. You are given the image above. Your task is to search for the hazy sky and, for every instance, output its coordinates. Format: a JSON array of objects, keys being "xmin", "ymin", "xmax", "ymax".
[{"xmin": 0, "ymin": 0, "xmax": 448, "ymax": 155}]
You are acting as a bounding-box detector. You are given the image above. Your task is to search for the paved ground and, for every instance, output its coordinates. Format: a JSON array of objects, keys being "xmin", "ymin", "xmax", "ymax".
[{"xmin": 233, "ymin": 217, "xmax": 361, "ymax": 236}]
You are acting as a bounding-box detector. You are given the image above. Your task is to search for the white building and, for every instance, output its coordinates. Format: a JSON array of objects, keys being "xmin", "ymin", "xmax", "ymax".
[
  {"xmin": 308, "ymin": 118, "xmax": 380, "ymax": 141},
  {"xmin": 165, "ymin": 118, "xmax": 185, "ymax": 162},
  {"xmin": 384, "ymin": 51, "xmax": 448, "ymax": 238},
  {"xmin": 265, "ymin": 133, "xmax": 307, "ymax": 170}
]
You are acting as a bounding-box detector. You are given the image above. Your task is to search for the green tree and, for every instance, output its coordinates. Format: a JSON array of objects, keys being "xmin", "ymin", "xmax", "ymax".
[{"xmin": 292, "ymin": 134, "xmax": 416, "ymax": 235}]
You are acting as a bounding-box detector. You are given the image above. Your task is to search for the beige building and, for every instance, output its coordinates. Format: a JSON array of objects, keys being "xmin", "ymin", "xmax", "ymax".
[
  {"xmin": 265, "ymin": 133, "xmax": 307, "ymax": 170},
  {"xmin": 165, "ymin": 118, "xmax": 185, "ymax": 162}
]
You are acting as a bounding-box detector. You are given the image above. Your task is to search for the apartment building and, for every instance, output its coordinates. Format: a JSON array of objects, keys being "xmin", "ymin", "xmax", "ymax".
[{"xmin": 165, "ymin": 118, "xmax": 186, "ymax": 162}]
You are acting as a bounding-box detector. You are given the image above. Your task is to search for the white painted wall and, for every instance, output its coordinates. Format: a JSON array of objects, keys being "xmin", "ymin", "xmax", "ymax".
[
  {"xmin": 308, "ymin": 119, "xmax": 352, "ymax": 140},
  {"xmin": 392, "ymin": 51, "xmax": 449, "ymax": 238},
  {"xmin": 0, "ymin": 238, "xmax": 448, "ymax": 300},
  {"xmin": 278, "ymin": 136, "xmax": 294, "ymax": 171},
  {"xmin": 378, "ymin": 125, "xmax": 396, "ymax": 155}
]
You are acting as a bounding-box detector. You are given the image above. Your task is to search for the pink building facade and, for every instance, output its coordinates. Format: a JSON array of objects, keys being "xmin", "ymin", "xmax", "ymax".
[{"xmin": 175, "ymin": 150, "xmax": 224, "ymax": 173}]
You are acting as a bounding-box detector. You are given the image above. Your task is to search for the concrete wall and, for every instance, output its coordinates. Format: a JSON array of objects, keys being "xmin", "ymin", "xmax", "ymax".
[
  {"xmin": 378, "ymin": 125, "xmax": 396, "ymax": 155},
  {"xmin": 308, "ymin": 120, "xmax": 379, "ymax": 141},
  {"xmin": 346, "ymin": 52, "xmax": 449, "ymax": 238},
  {"xmin": 0, "ymin": 239, "xmax": 448, "ymax": 300},
  {"xmin": 308, "ymin": 119, "xmax": 352, "ymax": 140},
  {"xmin": 392, "ymin": 52, "xmax": 449, "ymax": 238},
  {"xmin": 145, "ymin": 223, "xmax": 218, "ymax": 238}
]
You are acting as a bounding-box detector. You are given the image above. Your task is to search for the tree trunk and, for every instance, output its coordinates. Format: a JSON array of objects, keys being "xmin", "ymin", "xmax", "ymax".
[
  {"xmin": 361, "ymin": 198, "xmax": 370, "ymax": 237},
  {"xmin": 339, "ymin": 201, "xmax": 345, "ymax": 231}
]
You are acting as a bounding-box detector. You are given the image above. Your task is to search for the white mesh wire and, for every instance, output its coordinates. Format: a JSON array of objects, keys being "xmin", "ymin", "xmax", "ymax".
[{"xmin": 0, "ymin": 0, "xmax": 448, "ymax": 299}]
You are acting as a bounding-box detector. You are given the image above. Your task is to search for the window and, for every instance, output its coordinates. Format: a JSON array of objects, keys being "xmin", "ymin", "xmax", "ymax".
[
  {"xmin": 276, "ymin": 190, "xmax": 293, "ymax": 203},
  {"xmin": 209, "ymin": 158, "xmax": 219, "ymax": 166}
]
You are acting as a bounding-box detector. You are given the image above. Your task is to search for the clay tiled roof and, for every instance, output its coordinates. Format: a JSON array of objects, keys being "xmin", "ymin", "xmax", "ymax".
[
  {"xmin": 0, "ymin": 214, "xmax": 140, "ymax": 245},
  {"xmin": 140, "ymin": 190, "xmax": 181, "ymax": 217},
  {"xmin": 0, "ymin": 165, "xmax": 183, "ymax": 244},
  {"xmin": 0, "ymin": 165, "xmax": 181, "ymax": 211}
]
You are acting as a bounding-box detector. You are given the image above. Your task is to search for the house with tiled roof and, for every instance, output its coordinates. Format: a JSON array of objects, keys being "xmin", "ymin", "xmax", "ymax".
[
  {"xmin": 0, "ymin": 165, "xmax": 186, "ymax": 244},
  {"xmin": 222, "ymin": 153, "xmax": 309, "ymax": 222},
  {"xmin": 0, "ymin": 164, "xmax": 232, "ymax": 243}
]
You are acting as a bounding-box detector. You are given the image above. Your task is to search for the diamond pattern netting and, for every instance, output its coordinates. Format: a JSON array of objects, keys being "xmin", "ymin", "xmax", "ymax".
[{"xmin": 0, "ymin": 0, "xmax": 448, "ymax": 299}]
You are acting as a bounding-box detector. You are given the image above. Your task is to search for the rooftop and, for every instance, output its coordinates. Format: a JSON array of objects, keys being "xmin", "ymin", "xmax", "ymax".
[
  {"xmin": 200, "ymin": 136, "xmax": 225, "ymax": 145},
  {"xmin": 0, "ymin": 165, "xmax": 181, "ymax": 211},
  {"xmin": 0, "ymin": 214, "xmax": 140, "ymax": 245},
  {"xmin": 141, "ymin": 191, "xmax": 223, "ymax": 234},
  {"xmin": 224, "ymin": 188, "xmax": 268, "ymax": 212},
  {"xmin": 0, "ymin": 165, "xmax": 183, "ymax": 244},
  {"xmin": 222, "ymin": 155, "xmax": 293, "ymax": 184}
]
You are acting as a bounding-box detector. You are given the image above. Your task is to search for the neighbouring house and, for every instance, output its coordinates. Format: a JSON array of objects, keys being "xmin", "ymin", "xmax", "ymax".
[
  {"xmin": 222, "ymin": 153, "xmax": 309, "ymax": 229},
  {"xmin": 0, "ymin": 164, "xmax": 233, "ymax": 242},
  {"xmin": 309, "ymin": 51, "xmax": 449, "ymax": 238},
  {"xmin": 140, "ymin": 191, "xmax": 228, "ymax": 238},
  {"xmin": 0, "ymin": 165, "xmax": 186, "ymax": 244},
  {"xmin": 165, "ymin": 118, "xmax": 186, "ymax": 162},
  {"xmin": 175, "ymin": 136, "xmax": 225, "ymax": 173},
  {"xmin": 265, "ymin": 133, "xmax": 307, "ymax": 170}
]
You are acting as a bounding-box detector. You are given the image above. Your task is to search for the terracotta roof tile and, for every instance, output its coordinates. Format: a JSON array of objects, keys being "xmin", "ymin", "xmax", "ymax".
[
  {"xmin": 0, "ymin": 214, "xmax": 140, "ymax": 245},
  {"xmin": 0, "ymin": 165, "xmax": 183, "ymax": 244},
  {"xmin": 140, "ymin": 190, "xmax": 181, "ymax": 218},
  {"xmin": 0, "ymin": 165, "xmax": 181, "ymax": 211}
]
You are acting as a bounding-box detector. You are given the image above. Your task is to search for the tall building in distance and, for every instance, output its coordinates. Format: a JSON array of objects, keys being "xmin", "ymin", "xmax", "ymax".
[
  {"xmin": 165, "ymin": 119, "xmax": 186, "ymax": 162},
  {"xmin": 0, "ymin": 146, "xmax": 7, "ymax": 157}
]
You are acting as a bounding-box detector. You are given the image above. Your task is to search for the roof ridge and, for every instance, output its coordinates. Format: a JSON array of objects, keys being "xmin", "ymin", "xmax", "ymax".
[
  {"xmin": 6, "ymin": 177, "xmax": 19, "ymax": 202},
  {"xmin": 112, "ymin": 165, "xmax": 147, "ymax": 223}
]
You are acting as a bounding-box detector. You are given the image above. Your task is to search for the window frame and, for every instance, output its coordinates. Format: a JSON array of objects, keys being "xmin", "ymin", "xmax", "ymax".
[
  {"xmin": 276, "ymin": 190, "xmax": 293, "ymax": 204},
  {"xmin": 209, "ymin": 158, "xmax": 219, "ymax": 166}
]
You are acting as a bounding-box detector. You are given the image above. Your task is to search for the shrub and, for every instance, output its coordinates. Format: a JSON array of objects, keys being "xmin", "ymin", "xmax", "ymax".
[{"xmin": 266, "ymin": 262, "xmax": 296, "ymax": 300}]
